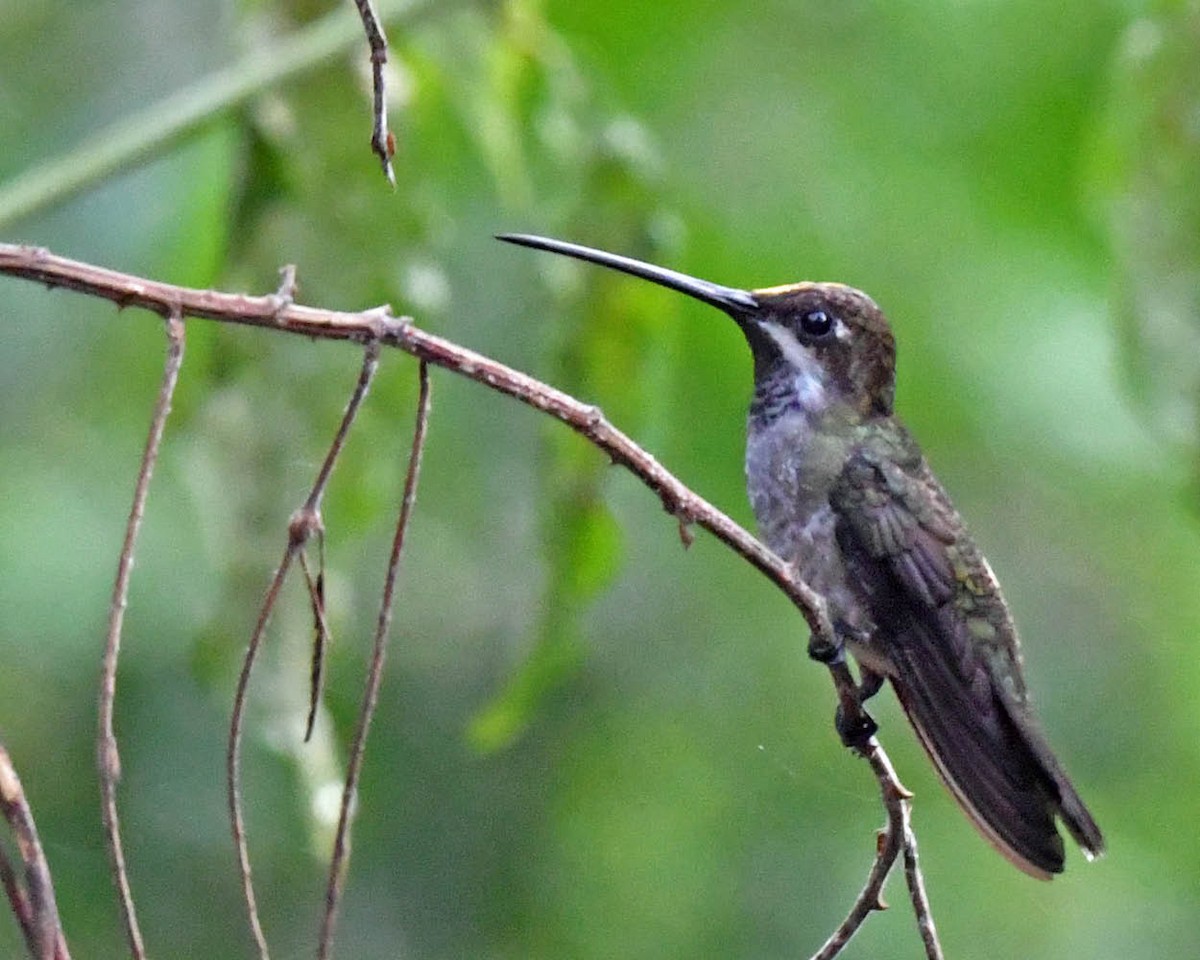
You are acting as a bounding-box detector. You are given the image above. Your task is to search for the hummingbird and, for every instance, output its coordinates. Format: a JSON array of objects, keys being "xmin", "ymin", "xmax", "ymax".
[{"xmin": 498, "ymin": 233, "xmax": 1105, "ymax": 878}]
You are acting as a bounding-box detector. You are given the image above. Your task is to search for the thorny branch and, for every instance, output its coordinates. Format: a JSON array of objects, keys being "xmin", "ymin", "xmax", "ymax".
[
  {"xmin": 97, "ymin": 308, "xmax": 185, "ymax": 960},
  {"xmin": 318, "ymin": 361, "xmax": 432, "ymax": 960},
  {"xmin": 0, "ymin": 243, "xmax": 942, "ymax": 960},
  {"xmin": 0, "ymin": 743, "xmax": 70, "ymax": 960},
  {"xmin": 351, "ymin": 0, "xmax": 396, "ymax": 185}
]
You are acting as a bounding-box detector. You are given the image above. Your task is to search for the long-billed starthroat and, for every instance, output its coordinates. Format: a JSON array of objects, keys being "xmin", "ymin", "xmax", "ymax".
[{"xmin": 498, "ymin": 232, "xmax": 1105, "ymax": 878}]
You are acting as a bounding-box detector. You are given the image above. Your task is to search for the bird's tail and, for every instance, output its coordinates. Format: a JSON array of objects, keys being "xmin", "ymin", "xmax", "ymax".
[{"xmin": 888, "ymin": 625, "xmax": 1104, "ymax": 879}]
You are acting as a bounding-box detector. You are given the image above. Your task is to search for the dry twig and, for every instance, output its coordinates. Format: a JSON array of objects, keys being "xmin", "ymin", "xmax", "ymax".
[
  {"xmin": 317, "ymin": 361, "xmax": 432, "ymax": 960},
  {"xmin": 300, "ymin": 535, "xmax": 333, "ymax": 743},
  {"xmin": 96, "ymin": 308, "xmax": 185, "ymax": 960},
  {"xmin": 812, "ymin": 740, "xmax": 943, "ymax": 960},
  {"xmin": 226, "ymin": 342, "xmax": 381, "ymax": 960},
  {"xmin": 0, "ymin": 743, "xmax": 70, "ymax": 960},
  {"xmin": 351, "ymin": 0, "xmax": 396, "ymax": 185},
  {"xmin": 0, "ymin": 243, "xmax": 942, "ymax": 960}
]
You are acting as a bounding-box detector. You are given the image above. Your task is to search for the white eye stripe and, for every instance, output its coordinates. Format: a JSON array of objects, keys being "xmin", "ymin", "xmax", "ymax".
[
  {"xmin": 759, "ymin": 320, "xmax": 829, "ymax": 411},
  {"xmin": 760, "ymin": 320, "xmax": 811, "ymax": 370}
]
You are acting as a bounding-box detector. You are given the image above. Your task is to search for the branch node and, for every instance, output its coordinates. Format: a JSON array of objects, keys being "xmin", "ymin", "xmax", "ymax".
[
  {"xmin": 289, "ymin": 506, "xmax": 324, "ymax": 547},
  {"xmin": 363, "ymin": 305, "xmax": 405, "ymax": 343},
  {"xmin": 272, "ymin": 264, "xmax": 298, "ymax": 314},
  {"xmin": 583, "ymin": 404, "xmax": 605, "ymax": 427}
]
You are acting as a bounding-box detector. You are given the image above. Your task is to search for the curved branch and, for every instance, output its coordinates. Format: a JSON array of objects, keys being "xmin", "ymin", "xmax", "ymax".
[
  {"xmin": 0, "ymin": 243, "xmax": 833, "ymax": 639},
  {"xmin": 0, "ymin": 243, "xmax": 941, "ymax": 959}
]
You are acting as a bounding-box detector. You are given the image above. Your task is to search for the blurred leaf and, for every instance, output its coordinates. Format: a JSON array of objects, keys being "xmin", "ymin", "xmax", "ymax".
[
  {"xmin": 468, "ymin": 2, "xmax": 691, "ymax": 751},
  {"xmin": 1087, "ymin": 4, "xmax": 1200, "ymax": 469}
]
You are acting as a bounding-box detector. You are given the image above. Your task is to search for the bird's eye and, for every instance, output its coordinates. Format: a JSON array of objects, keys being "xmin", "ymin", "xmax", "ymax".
[{"xmin": 799, "ymin": 309, "xmax": 834, "ymax": 338}]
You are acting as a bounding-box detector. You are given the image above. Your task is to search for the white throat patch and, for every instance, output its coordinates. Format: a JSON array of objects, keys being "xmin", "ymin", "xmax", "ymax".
[{"xmin": 759, "ymin": 320, "xmax": 830, "ymax": 412}]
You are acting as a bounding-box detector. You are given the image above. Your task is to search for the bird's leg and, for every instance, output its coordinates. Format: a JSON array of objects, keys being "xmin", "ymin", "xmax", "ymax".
[
  {"xmin": 827, "ymin": 623, "xmax": 882, "ymax": 750},
  {"xmin": 807, "ymin": 623, "xmax": 843, "ymax": 663},
  {"xmin": 856, "ymin": 667, "xmax": 885, "ymax": 703}
]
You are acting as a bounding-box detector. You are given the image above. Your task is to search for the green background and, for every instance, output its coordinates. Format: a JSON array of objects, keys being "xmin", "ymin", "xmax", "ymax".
[{"xmin": 1, "ymin": 0, "xmax": 1198, "ymax": 957}]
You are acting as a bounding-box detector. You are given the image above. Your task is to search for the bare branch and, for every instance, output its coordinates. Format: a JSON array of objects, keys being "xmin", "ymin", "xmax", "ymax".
[
  {"xmin": 809, "ymin": 740, "xmax": 943, "ymax": 960},
  {"xmin": 0, "ymin": 243, "xmax": 832, "ymax": 641},
  {"xmin": 894, "ymin": 774, "xmax": 943, "ymax": 958},
  {"xmin": 350, "ymin": 0, "xmax": 396, "ymax": 185},
  {"xmin": 0, "ymin": 743, "xmax": 71, "ymax": 960},
  {"xmin": 96, "ymin": 308, "xmax": 185, "ymax": 960},
  {"xmin": 0, "ymin": 244, "xmax": 940, "ymax": 957},
  {"xmin": 226, "ymin": 343, "xmax": 381, "ymax": 960},
  {"xmin": 318, "ymin": 360, "xmax": 432, "ymax": 960}
]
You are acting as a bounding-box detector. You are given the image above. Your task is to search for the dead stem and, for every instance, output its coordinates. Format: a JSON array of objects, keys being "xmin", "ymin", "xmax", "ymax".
[
  {"xmin": 0, "ymin": 742, "xmax": 71, "ymax": 960},
  {"xmin": 351, "ymin": 0, "xmax": 395, "ymax": 185},
  {"xmin": 317, "ymin": 360, "xmax": 432, "ymax": 960},
  {"xmin": 226, "ymin": 343, "xmax": 380, "ymax": 960},
  {"xmin": 96, "ymin": 308, "xmax": 184, "ymax": 960}
]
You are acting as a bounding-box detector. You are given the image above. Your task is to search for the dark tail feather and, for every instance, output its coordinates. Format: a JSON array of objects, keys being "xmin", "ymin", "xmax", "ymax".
[
  {"xmin": 888, "ymin": 627, "xmax": 1104, "ymax": 878},
  {"xmin": 1001, "ymin": 696, "xmax": 1106, "ymax": 861}
]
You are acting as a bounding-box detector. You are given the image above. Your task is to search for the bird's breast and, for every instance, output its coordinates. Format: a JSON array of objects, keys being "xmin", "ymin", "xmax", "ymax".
[{"xmin": 745, "ymin": 412, "xmax": 867, "ymax": 630}]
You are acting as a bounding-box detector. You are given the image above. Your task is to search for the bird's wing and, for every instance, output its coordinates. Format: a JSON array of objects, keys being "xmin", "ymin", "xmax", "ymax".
[{"xmin": 830, "ymin": 445, "xmax": 1103, "ymax": 877}]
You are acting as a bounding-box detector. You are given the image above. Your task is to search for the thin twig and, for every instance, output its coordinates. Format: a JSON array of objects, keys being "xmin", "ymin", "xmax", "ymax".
[
  {"xmin": 351, "ymin": 0, "xmax": 396, "ymax": 185},
  {"xmin": 809, "ymin": 740, "xmax": 901, "ymax": 959},
  {"xmin": 226, "ymin": 343, "xmax": 381, "ymax": 960},
  {"xmin": 96, "ymin": 308, "xmax": 185, "ymax": 960},
  {"xmin": 0, "ymin": 743, "xmax": 71, "ymax": 960},
  {"xmin": 808, "ymin": 703, "xmax": 942, "ymax": 959},
  {"xmin": 894, "ymin": 771, "xmax": 943, "ymax": 958},
  {"xmin": 0, "ymin": 847, "xmax": 33, "ymax": 953},
  {"xmin": 299, "ymin": 539, "xmax": 332, "ymax": 743},
  {"xmin": 317, "ymin": 360, "xmax": 432, "ymax": 960},
  {"xmin": 0, "ymin": 245, "xmax": 942, "ymax": 958}
]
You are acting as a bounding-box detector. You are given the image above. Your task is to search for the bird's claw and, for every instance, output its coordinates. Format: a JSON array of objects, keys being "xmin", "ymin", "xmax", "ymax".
[{"xmin": 835, "ymin": 702, "xmax": 878, "ymax": 750}]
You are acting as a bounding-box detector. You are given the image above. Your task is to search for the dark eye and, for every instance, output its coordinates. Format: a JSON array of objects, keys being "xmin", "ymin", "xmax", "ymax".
[{"xmin": 799, "ymin": 309, "xmax": 834, "ymax": 338}]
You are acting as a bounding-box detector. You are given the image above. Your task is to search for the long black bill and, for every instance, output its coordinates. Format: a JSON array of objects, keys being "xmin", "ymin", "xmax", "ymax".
[{"xmin": 497, "ymin": 233, "xmax": 760, "ymax": 316}]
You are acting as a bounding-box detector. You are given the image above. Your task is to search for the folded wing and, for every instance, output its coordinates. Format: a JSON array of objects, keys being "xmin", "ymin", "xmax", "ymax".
[{"xmin": 831, "ymin": 445, "xmax": 1104, "ymax": 878}]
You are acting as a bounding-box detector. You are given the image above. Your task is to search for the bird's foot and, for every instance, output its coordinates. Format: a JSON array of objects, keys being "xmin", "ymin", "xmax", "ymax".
[
  {"xmin": 807, "ymin": 631, "xmax": 843, "ymax": 663},
  {"xmin": 834, "ymin": 667, "xmax": 884, "ymax": 750},
  {"xmin": 835, "ymin": 701, "xmax": 878, "ymax": 750}
]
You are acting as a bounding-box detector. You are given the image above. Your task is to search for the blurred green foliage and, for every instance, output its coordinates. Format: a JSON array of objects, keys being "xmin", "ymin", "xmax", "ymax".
[{"xmin": 1, "ymin": 1, "xmax": 1198, "ymax": 958}]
